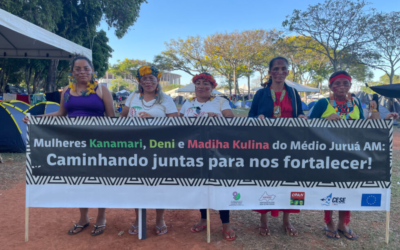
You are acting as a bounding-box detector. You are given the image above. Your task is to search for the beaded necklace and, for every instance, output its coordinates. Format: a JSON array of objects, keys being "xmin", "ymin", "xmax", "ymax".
[
  {"xmin": 270, "ymin": 88, "xmax": 286, "ymax": 118},
  {"xmin": 141, "ymin": 98, "xmax": 156, "ymax": 110},
  {"xmin": 333, "ymin": 97, "xmax": 352, "ymax": 119}
]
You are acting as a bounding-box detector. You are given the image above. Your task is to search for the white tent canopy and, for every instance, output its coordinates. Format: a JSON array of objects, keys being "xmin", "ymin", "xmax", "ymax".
[
  {"xmin": 252, "ymin": 79, "xmax": 319, "ymax": 93},
  {"xmin": 116, "ymin": 90, "xmax": 130, "ymax": 95},
  {"xmin": 307, "ymin": 93, "xmax": 328, "ymax": 99},
  {"xmin": 165, "ymin": 87, "xmax": 180, "ymax": 98},
  {"xmin": 0, "ymin": 9, "xmax": 91, "ymax": 60},
  {"xmin": 176, "ymin": 83, "xmax": 224, "ymax": 95},
  {"xmin": 238, "ymin": 83, "xmax": 251, "ymax": 92}
]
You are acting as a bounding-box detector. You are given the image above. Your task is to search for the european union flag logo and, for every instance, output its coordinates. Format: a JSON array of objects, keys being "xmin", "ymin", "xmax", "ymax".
[{"xmin": 361, "ymin": 194, "xmax": 382, "ymax": 207}]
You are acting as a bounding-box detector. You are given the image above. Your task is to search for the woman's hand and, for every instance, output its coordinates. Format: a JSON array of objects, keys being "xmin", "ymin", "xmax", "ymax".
[
  {"xmin": 297, "ymin": 115, "xmax": 307, "ymax": 119},
  {"xmin": 326, "ymin": 113, "xmax": 341, "ymax": 121},
  {"xmin": 258, "ymin": 114, "xmax": 265, "ymax": 119},
  {"xmin": 22, "ymin": 116, "xmax": 30, "ymax": 124},
  {"xmin": 138, "ymin": 112, "xmax": 152, "ymax": 118},
  {"xmin": 385, "ymin": 112, "xmax": 399, "ymax": 120}
]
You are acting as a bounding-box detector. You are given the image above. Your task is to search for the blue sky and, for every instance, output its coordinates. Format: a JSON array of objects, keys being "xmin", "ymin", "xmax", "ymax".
[{"xmin": 99, "ymin": 0, "xmax": 399, "ymax": 87}]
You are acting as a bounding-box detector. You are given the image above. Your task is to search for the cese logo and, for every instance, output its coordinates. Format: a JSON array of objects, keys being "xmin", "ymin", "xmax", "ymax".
[{"xmin": 332, "ymin": 197, "xmax": 346, "ymax": 204}]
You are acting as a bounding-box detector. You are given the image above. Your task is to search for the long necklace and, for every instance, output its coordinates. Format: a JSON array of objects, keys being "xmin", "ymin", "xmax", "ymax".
[
  {"xmin": 270, "ymin": 88, "xmax": 286, "ymax": 118},
  {"xmin": 141, "ymin": 98, "xmax": 156, "ymax": 110}
]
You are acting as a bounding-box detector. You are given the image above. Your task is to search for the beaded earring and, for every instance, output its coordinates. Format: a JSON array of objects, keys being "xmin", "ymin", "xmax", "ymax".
[
  {"xmin": 155, "ymin": 85, "xmax": 159, "ymax": 99},
  {"xmin": 347, "ymin": 93, "xmax": 353, "ymax": 107},
  {"xmin": 139, "ymin": 86, "xmax": 144, "ymax": 100}
]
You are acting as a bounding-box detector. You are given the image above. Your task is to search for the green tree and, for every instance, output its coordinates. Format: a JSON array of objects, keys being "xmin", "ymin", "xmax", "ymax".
[
  {"xmin": 88, "ymin": 30, "xmax": 113, "ymax": 78},
  {"xmin": 278, "ymin": 36, "xmax": 332, "ymax": 86},
  {"xmin": 109, "ymin": 78, "xmax": 133, "ymax": 92},
  {"xmin": 203, "ymin": 55, "xmax": 235, "ymax": 95},
  {"xmin": 157, "ymin": 36, "xmax": 212, "ymax": 76},
  {"xmin": 283, "ymin": 0, "xmax": 374, "ymax": 71},
  {"xmin": 362, "ymin": 75, "xmax": 400, "ymax": 94},
  {"xmin": 204, "ymin": 31, "xmax": 247, "ymax": 95},
  {"xmin": 360, "ymin": 12, "xmax": 400, "ymax": 84},
  {"xmin": 241, "ymin": 29, "xmax": 281, "ymax": 95}
]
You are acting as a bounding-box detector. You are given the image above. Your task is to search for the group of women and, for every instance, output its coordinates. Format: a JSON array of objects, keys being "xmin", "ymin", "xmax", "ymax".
[{"xmin": 23, "ymin": 55, "xmax": 398, "ymax": 241}]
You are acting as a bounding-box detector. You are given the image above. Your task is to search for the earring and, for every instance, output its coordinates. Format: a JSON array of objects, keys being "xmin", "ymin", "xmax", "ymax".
[
  {"xmin": 139, "ymin": 86, "xmax": 144, "ymax": 100},
  {"xmin": 347, "ymin": 93, "xmax": 353, "ymax": 107},
  {"xmin": 155, "ymin": 86, "xmax": 159, "ymax": 99}
]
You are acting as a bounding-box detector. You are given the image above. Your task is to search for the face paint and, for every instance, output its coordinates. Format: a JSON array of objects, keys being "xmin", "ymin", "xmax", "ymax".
[{"xmin": 331, "ymin": 86, "xmax": 339, "ymax": 92}]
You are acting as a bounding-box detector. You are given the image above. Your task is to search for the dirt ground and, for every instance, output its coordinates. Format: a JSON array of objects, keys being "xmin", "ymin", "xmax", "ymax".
[{"xmin": 1, "ymin": 129, "xmax": 400, "ymax": 250}]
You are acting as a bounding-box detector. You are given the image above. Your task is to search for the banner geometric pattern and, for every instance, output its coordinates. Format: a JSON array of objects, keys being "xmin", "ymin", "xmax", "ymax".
[{"xmin": 26, "ymin": 117, "xmax": 393, "ymax": 188}]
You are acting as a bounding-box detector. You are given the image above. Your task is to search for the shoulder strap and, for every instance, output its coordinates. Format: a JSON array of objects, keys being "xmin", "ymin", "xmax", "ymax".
[
  {"xmin": 127, "ymin": 92, "xmax": 137, "ymax": 107},
  {"xmin": 99, "ymin": 84, "xmax": 103, "ymax": 98},
  {"xmin": 219, "ymin": 97, "xmax": 225, "ymax": 111},
  {"xmin": 353, "ymin": 97, "xmax": 359, "ymax": 107},
  {"xmin": 291, "ymin": 87, "xmax": 298, "ymax": 117}
]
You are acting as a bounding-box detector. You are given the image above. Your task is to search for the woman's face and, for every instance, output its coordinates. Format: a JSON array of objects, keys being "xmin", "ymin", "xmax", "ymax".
[
  {"xmin": 139, "ymin": 74, "xmax": 159, "ymax": 93},
  {"xmin": 269, "ymin": 59, "xmax": 289, "ymax": 84},
  {"xmin": 330, "ymin": 78, "xmax": 351, "ymax": 99},
  {"xmin": 72, "ymin": 59, "xmax": 93, "ymax": 83},
  {"xmin": 194, "ymin": 79, "xmax": 213, "ymax": 98}
]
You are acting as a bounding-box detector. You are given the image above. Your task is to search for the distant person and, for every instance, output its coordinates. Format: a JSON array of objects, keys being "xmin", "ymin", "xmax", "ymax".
[
  {"xmin": 23, "ymin": 55, "xmax": 115, "ymax": 236},
  {"xmin": 248, "ymin": 56, "xmax": 306, "ymax": 237},
  {"xmin": 310, "ymin": 70, "xmax": 398, "ymax": 240},
  {"xmin": 180, "ymin": 73, "xmax": 236, "ymax": 241},
  {"xmin": 119, "ymin": 65, "xmax": 178, "ymax": 236}
]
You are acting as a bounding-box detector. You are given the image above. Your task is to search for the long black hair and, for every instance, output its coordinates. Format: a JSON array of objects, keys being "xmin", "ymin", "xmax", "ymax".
[
  {"xmin": 262, "ymin": 56, "xmax": 290, "ymax": 87},
  {"xmin": 70, "ymin": 55, "xmax": 93, "ymax": 72}
]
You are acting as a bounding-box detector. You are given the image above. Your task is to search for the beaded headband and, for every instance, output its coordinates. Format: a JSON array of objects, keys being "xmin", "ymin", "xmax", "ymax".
[
  {"xmin": 329, "ymin": 74, "xmax": 352, "ymax": 86},
  {"xmin": 136, "ymin": 65, "xmax": 162, "ymax": 81},
  {"xmin": 192, "ymin": 73, "xmax": 217, "ymax": 87}
]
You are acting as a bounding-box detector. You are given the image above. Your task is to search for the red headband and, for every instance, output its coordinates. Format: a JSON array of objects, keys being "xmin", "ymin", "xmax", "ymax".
[
  {"xmin": 329, "ymin": 74, "xmax": 352, "ymax": 85},
  {"xmin": 192, "ymin": 73, "xmax": 217, "ymax": 87}
]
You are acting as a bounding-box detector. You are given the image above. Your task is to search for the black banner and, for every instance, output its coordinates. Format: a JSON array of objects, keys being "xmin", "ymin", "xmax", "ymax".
[{"xmin": 29, "ymin": 117, "xmax": 391, "ymax": 183}]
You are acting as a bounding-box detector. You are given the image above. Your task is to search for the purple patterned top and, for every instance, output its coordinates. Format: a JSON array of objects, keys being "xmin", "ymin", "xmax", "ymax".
[{"xmin": 64, "ymin": 86, "xmax": 105, "ymax": 117}]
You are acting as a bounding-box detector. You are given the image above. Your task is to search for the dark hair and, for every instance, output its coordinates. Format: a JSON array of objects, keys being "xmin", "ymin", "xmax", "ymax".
[
  {"xmin": 70, "ymin": 55, "xmax": 93, "ymax": 72},
  {"xmin": 262, "ymin": 56, "xmax": 290, "ymax": 87},
  {"xmin": 329, "ymin": 70, "xmax": 351, "ymax": 81},
  {"xmin": 269, "ymin": 56, "xmax": 289, "ymax": 70},
  {"xmin": 372, "ymin": 94, "xmax": 379, "ymax": 111}
]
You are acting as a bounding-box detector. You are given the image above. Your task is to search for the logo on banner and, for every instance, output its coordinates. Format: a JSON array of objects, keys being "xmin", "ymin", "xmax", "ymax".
[
  {"xmin": 361, "ymin": 194, "xmax": 381, "ymax": 207},
  {"xmin": 321, "ymin": 193, "xmax": 346, "ymax": 206},
  {"xmin": 259, "ymin": 192, "xmax": 276, "ymax": 205},
  {"xmin": 233, "ymin": 191, "xmax": 241, "ymax": 201},
  {"xmin": 230, "ymin": 191, "xmax": 243, "ymax": 206},
  {"xmin": 290, "ymin": 192, "xmax": 305, "ymax": 206}
]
